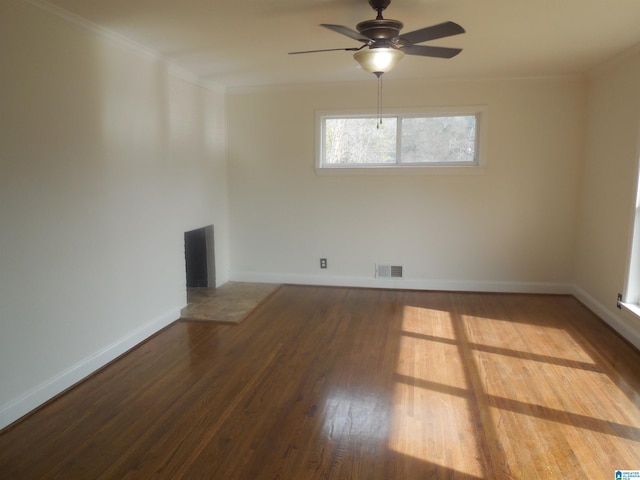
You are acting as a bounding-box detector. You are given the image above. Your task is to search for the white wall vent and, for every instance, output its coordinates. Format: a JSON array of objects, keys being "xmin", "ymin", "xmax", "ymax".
[{"xmin": 376, "ymin": 264, "xmax": 404, "ymax": 279}]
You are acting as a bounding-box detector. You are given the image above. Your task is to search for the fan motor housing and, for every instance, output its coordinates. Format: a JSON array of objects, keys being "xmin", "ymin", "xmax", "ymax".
[
  {"xmin": 369, "ymin": 0, "xmax": 391, "ymax": 11},
  {"xmin": 356, "ymin": 19, "xmax": 403, "ymax": 40}
]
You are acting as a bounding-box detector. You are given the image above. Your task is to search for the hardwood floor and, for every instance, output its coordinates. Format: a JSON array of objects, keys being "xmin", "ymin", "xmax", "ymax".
[{"xmin": 1, "ymin": 286, "xmax": 640, "ymax": 479}]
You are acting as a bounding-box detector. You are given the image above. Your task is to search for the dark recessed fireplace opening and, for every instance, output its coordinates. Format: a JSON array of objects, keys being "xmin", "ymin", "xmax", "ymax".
[{"xmin": 184, "ymin": 225, "xmax": 215, "ymax": 288}]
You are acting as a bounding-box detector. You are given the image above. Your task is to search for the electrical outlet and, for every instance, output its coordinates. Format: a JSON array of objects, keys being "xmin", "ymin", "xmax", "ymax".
[{"xmin": 320, "ymin": 258, "xmax": 327, "ymax": 269}]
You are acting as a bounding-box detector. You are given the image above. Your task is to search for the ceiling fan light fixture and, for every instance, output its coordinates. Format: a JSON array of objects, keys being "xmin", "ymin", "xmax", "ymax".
[{"xmin": 353, "ymin": 47, "xmax": 404, "ymax": 75}]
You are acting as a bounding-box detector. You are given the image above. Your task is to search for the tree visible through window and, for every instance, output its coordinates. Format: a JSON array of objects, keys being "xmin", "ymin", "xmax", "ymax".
[
  {"xmin": 320, "ymin": 110, "xmax": 482, "ymax": 169},
  {"xmin": 401, "ymin": 116, "xmax": 476, "ymax": 164},
  {"xmin": 325, "ymin": 118, "xmax": 397, "ymax": 164}
]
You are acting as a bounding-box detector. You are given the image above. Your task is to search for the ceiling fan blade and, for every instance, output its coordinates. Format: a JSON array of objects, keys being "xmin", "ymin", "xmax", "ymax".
[
  {"xmin": 402, "ymin": 44, "xmax": 462, "ymax": 59},
  {"xmin": 398, "ymin": 21, "xmax": 465, "ymax": 45},
  {"xmin": 321, "ymin": 24, "xmax": 370, "ymax": 42},
  {"xmin": 289, "ymin": 46, "xmax": 363, "ymax": 55}
]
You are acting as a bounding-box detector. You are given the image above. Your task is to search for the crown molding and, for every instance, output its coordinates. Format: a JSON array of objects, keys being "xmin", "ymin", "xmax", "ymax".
[
  {"xmin": 588, "ymin": 41, "xmax": 640, "ymax": 79},
  {"xmin": 18, "ymin": 0, "xmax": 225, "ymax": 93},
  {"xmin": 20, "ymin": 0, "xmax": 161, "ymax": 60}
]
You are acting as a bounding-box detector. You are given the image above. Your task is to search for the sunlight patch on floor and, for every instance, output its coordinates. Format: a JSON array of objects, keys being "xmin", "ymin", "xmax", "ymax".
[{"xmin": 388, "ymin": 306, "xmax": 484, "ymax": 478}]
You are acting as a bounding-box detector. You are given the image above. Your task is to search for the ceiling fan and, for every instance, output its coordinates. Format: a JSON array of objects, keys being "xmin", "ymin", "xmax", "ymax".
[{"xmin": 289, "ymin": 0, "xmax": 465, "ymax": 76}]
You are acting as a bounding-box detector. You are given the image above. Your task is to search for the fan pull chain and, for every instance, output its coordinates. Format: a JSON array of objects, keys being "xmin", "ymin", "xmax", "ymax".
[{"xmin": 376, "ymin": 72, "xmax": 383, "ymax": 129}]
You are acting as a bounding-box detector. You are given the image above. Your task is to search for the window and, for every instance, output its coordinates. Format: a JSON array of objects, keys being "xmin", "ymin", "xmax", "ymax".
[
  {"xmin": 316, "ymin": 106, "xmax": 487, "ymax": 175},
  {"xmin": 622, "ymin": 163, "xmax": 640, "ymax": 312}
]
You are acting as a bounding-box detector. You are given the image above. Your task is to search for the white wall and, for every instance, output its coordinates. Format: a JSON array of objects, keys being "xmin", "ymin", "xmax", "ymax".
[
  {"xmin": 227, "ymin": 77, "xmax": 585, "ymax": 292},
  {"xmin": 573, "ymin": 49, "xmax": 640, "ymax": 349},
  {"xmin": 4, "ymin": 0, "xmax": 639, "ymax": 432},
  {"xmin": 0, "ymin": 0, "xmax": 229, "ymax": 428}
]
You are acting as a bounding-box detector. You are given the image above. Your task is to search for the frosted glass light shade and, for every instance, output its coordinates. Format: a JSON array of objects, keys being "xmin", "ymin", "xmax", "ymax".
[{"xmin": 353, "ymin": 47, "xmax": 404, "ymax": 74}]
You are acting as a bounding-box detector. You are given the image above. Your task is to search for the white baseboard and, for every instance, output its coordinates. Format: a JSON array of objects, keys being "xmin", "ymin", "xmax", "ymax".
[
  {"xmin": 230, "ymin": 271, "xmax": 574, "ymax": 295},
  {"xmin": 0, "ymin": 307, "xmax": 181, "ymax": 430},
  {"xmin": 571, "ymin": 285, "xmax": 640, "ymax": 351},
  {"xmin": 4, "ymin": 280, "xmax": 637, "ymax": 431},
  {"xmin": 232, "ymin": 272, "xmax": 640, "ymax": 348}
]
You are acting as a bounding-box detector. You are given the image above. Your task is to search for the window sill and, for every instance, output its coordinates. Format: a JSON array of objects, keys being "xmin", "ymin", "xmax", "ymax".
[
  {"xmin": 621, "ymin": 302, "xmax": 640, "ymax": 319},
  {"xmin": 314, "ymin": 165, "xmax": 486, "ymax": 176}
]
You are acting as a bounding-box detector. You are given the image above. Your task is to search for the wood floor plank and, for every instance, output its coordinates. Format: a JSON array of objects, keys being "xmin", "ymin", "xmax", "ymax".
[{"xmin": 1, "ymin": 286, "xmax": 639, "ymax": 479}]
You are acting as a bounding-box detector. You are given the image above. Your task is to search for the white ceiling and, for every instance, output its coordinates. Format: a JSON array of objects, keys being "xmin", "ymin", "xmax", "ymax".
[{"xmin": 38, "ymin": 0, "xmax": 640, "ymax": 88}]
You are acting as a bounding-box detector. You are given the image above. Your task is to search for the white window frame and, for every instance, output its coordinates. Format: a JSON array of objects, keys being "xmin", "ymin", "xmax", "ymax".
[
  {"xmin": 315, "ymin": 106, "xmax": 488, "ymax": 176},
  {"xmin": 621, "ymin": 149, "xmax": 640, "ymax": 316}
]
